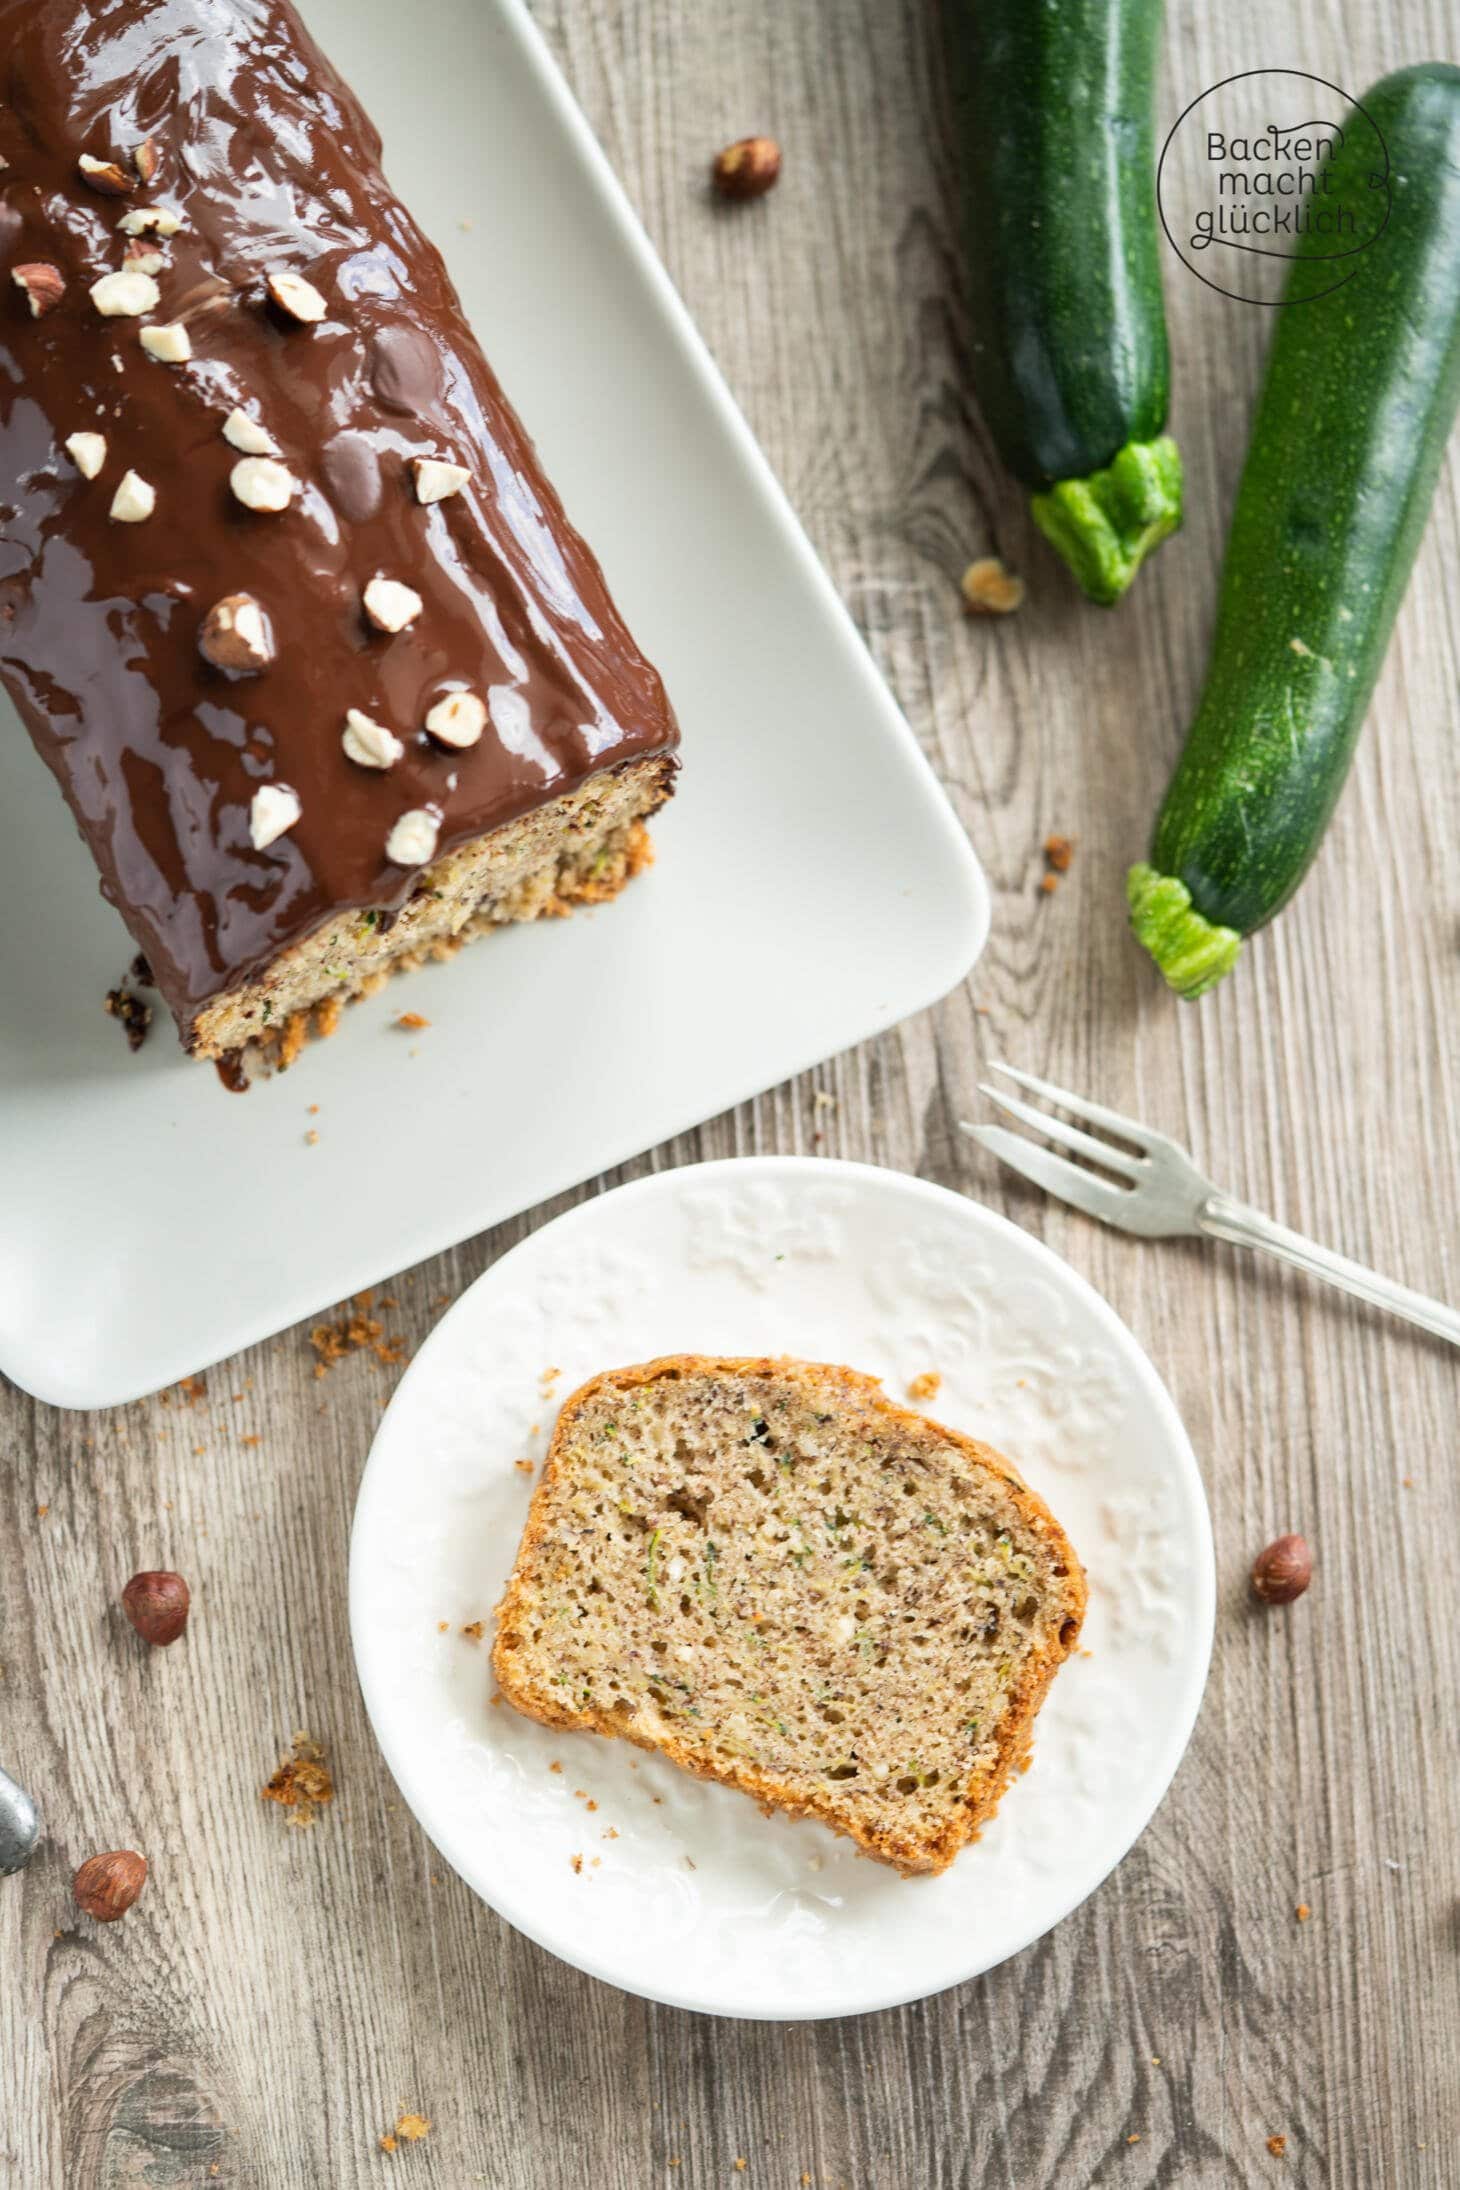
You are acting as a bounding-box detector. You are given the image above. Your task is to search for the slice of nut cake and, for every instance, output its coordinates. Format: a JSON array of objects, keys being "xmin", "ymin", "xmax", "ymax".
[{"xmin": 493, "ymin": 1357, "xmax": 1086, "ymax": 1875}]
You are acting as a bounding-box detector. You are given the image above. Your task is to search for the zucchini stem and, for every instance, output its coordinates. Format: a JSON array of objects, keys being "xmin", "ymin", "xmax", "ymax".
[
  {"xmin": 1127, "ymin": 862, "xmax": 1243, "ymax": 998},
  {"xmin": 1032, "ymin": 436, "xmax": 1183, "ymax": 606}
]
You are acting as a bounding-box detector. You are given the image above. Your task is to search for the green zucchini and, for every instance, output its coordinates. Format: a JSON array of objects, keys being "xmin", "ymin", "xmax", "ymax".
[
  {"xmin": 945, "ymin": 0, "xmax": 1181, "ymax": 604},
  {"xmin": 1130, "ymin": 63, "xmax": 1460, "ymax": 998}
]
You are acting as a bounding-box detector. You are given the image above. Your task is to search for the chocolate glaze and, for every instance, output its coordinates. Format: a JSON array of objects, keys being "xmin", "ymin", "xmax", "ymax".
[{"xmin": 0, "ymin": 0, "xmax": 679, "ymax": 1029}]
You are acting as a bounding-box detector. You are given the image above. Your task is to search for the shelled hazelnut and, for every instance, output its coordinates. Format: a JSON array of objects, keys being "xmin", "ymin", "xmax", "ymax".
[
  {"xmin": 121, "ymin": 1568, "xmax": 191, "ymax": 1644},
  {"xmin": 712, "ymin": 136, "xmax": 782, "ymax": 201},
  {"xmin": 72, "ymin": 1849, "xmax": 147, "ymax": 1920},
  {"xmin": 1251, "ymin": 1534, "xmax": 1312, "ymax": 1605}
]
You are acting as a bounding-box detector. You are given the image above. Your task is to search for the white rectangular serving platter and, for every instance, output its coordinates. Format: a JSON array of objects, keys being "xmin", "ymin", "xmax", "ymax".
[{"xmin": 0, "ymin": 0, "xmax": 988, "ymax": 1410}]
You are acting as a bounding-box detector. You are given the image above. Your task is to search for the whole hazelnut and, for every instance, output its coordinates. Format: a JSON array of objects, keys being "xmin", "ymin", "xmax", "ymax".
[
  {"xmin": 121, "ymin": 1569, "xmax": 190, "ymax": 1645},
  {"xmin": 73, "ymin": 1848, "xmax": 147, "ymax": 1921},
  {"xmin": 711, "ymin": 135, "xmax": 782, "ymax": 202},
  {"xmin": 1251, "ymin": 1534, "xmax": 1312, "ymax": 1605}
]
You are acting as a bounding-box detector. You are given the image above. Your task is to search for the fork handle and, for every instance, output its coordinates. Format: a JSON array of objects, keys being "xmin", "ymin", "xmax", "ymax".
[{"xmin": 1199, "ymin": 1194, "xmax": 1460, "ymax": 1347}]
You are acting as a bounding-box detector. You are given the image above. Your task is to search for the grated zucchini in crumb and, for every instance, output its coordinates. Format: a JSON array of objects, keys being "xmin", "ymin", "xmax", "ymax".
[{"xmin": 493, "ymin": 1357, "xmax": 1086, "ymax": 1874}]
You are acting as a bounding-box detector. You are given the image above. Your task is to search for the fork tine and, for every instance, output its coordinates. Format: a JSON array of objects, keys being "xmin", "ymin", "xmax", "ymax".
[
  {"xmin": 963, "ymin": 1124, "xmax": 1134, "ymax": 1225},
  {"xmin": 976, "ymin": 1081, "xmax": 1145, "ymax": 1181},
  {"xmin": 988, "ymin": 1060, "xmax": 1178, "ymax": 1155}
]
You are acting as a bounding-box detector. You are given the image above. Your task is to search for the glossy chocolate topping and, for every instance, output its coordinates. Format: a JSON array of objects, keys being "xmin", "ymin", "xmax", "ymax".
[{"xmin": 0, "ymin": 0, "xmax": 679, "ymax": 1024}]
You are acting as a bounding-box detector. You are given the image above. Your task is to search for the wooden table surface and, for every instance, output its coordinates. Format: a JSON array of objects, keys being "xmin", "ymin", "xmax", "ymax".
[{"xmin": 5, "ymin": 2, "xmax": 1458, "ymax": 2184}]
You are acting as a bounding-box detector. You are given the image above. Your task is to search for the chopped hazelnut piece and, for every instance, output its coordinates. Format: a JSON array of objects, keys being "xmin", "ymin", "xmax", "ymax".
[
  {"xmin": 249, "ymin": 783, "xmax": 302, "ymax": 850},
  {"xmin": 229, "ymin": 456, "xmax": 295, "ymax": 512},
  {"xmin": 411, "ymin": 456, "xmax": 469, "ymax": 505},
  {"xmin": 199, "ymin": 593, "xmax": 273, "ymax": 674},
  {"xmin": 425, "ymin": 690, "xmax": 487, "ymax": 748},
  {"xmin": 342, "ymin": 709, "xmax": 405, "ymax": 770},
  {"xmin": 140, "ymin": 321, "xmax": 192, "ymax": 363},
  {"xmin": 132, "ymin": 137, "xmax": 160, "ymax": 185},
  {"xmin": 78, "ymin": 152, "xmax": 136, "ymax": 197},
  {"xmin": 961, "ymin": 556, "xmax": 1025, "ymax": 615},
  {"xmin": 266, "ymin": 269, "xmax": 327, "ymax": 325},
  {"xmin": 65, "ymin": 431, "xmax": 107, "ymax": 479},
  {"xmin": 362, "ymin": 575, "xmax": 423, "ymax": 634},
  {"xmin": 12, "ymin": 262, "xmax": 66, "ymax": 318},
  {"xmin": 221, "ymin": 407, "xmax": 280, "ymax": 457},
  {"xmin": 122, "ymin": 249, "xmax": 166, "ymax": 277},
  {"xmin": 90, "ymin": 269, "xmax": 160, "ymax": 318},
  {"xmin": 109, "ymin": 469, "xmax": 156, "ymax": 523},
  {"xmin": 119, "ymin": 205, "xmax": 183, "ymax": 237},
  {"xmin": 386, "ymin": 808, "xmax": 440, "ymax": 866}
]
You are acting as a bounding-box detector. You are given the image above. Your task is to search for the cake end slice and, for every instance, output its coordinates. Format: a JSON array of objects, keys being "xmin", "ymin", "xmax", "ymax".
[
  {"xmin": 493, "ymin": 1355, "xmax": 1087, "ymax": 1875},
  {"xmin": 187, "ymin": 753, "xmax": 672, "ymax": 1068}
]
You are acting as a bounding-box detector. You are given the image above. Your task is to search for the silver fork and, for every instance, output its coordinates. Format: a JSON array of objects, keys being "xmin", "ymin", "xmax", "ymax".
[{"xmin": 963, "ymin": 1062, "xmax": 1460, "ymax": 1348}]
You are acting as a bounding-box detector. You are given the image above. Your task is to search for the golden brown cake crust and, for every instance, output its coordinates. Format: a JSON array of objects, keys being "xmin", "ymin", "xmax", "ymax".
[{"xmin": 493, "ymin": 1354, "xmax": 1087, "ymax": 1877}]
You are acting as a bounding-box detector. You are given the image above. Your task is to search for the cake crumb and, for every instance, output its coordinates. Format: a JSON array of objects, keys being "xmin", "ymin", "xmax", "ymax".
[
  {"xmin": 437, "ymin": 1621, "xmax": 449, "ymax": 1633},
  {"xmin": 177, "ymin": 1374, "xmax": 208, "ymax": 1405},
  {"xmin": 36, "ymin": 1503, "xmax": 49, "ymax": 1519},
  {"xmin": 1039, "ymin": 872, "xmax": 1060, "ymax": 895},
  {"xmin": 549, "ymin": 1760, "xmax": 562, "ymax": 1773},
  {"xmin": 1127, "ymin": 2133, "xmax": 1141, "ymax": 2145},
  {"xmin": 906, "ymin": 1371, "xmax": 941, "ymax": 1403},
  {"xmin": 379, "ymin": 2113, "xmax": 430, "ymax": 2154},
  {"xmin": 570, "ymin": 1854, "xmax": 583, "ymax": 1874},
  {"xmin": 129, "ymin": 952, "xmax": 154, "ymax": 987},
  {"xmin": 311, "ymin": 1307, "xmax": 383, "ymax": 1369},
  {"xmin": 514, "ymin": 1459, "xmax": 535, "ymax": 1474},
  {"xmin": 461, "ymin": 1621, "xmax": 485, "ymax": 1641},
  {"xmin": 960, "ymin": 555, "xmax": 1024, "ymax": 615},
  {"xmin": 1296, "ymin": 1903, "xmax": 1311, "ymax": 1921},
  {"xmin": 1044, "ymin": 833, "xmax": 1074, "ymax": 873},
  {"xmin": 734, "ymin": 2160, "xmax": 747, "ymax": 2173},
  {"xmin": 104, "ymin": 983, "xmax": 152, "ymax": 1052},
  {"xmin": 397, "ymin": 1012, "xmax": 431, "ymax": 1030},
  {"xmin": 304, "ymin": 1128, "xmax": 318, "ymax": 1146},
  {"xmin": 1267, "ymin": 2135, "xmax": 1287, "ymax": 2158},
  {"xmin": 310, "ymin": 1303, "xmax": 406, "ymax": 1373},
  {"xmin": 261, "ymin": 1732, "xmax": 333, "ymax": 1825}
]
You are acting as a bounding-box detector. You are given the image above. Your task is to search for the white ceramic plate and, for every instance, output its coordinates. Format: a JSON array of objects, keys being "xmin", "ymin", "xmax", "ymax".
[
  {"xmin": 350, "ymin": 1157, "xmax": 1214, "ymax": 2020},
  {"xmin": 0, "ymin": 0, "xmax": 987, "ymax": 1410}
]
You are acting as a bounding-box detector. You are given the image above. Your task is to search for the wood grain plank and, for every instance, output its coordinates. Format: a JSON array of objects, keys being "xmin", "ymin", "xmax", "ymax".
[{"xmin": 2, "ymin": 0, "xmax": 1458, "ymax": 2183}]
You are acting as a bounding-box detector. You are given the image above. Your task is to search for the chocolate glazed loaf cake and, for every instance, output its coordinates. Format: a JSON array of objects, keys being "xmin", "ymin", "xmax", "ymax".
[{"xmin": 0, "ymin": 0, "xmax": 679, "ymax": 1072}]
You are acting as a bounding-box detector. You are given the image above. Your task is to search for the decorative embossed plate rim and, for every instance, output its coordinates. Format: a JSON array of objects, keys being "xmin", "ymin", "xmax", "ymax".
[
  {"xmin": 350, "ymin": 1157, "xmax": 1215, "ymax": 2020},
  {"xmin": 0, "ymin": 0, "xmax": 987, "ymax": 1410}
]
